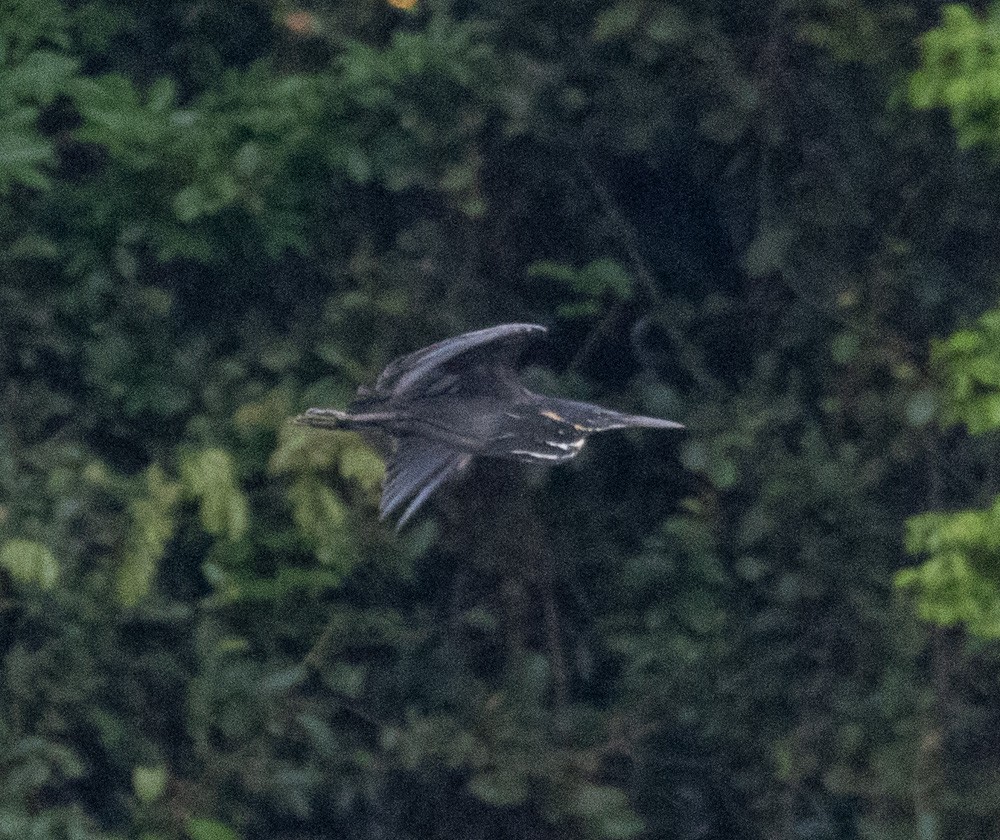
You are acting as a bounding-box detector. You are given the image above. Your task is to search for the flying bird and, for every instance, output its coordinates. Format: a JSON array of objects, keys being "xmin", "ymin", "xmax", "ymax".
[{"xmin": 295, "ymin": 323, "xmax": 683, "ymax": 528}]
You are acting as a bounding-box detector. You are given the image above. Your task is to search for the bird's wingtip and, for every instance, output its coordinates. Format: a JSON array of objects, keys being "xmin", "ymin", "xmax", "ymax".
[{"xmin": 503, "ymin": 322, "xmax": 548, "ymax": 336}]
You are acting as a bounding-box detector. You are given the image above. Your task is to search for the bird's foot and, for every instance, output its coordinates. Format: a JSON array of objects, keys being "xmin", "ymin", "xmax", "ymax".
[{"xmin": 294, "ymin": 408, "xmax": 350, "ymax": 429}]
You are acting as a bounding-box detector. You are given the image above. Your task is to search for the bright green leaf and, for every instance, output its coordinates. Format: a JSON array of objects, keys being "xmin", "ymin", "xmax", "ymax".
[
  {"xmin": 0, "ymin": 539, "xmax": 58, "ymax": 589},
  {"xmin": 133, "ymin": 765, "xmax": 168, "ymax": 803},
  {"xmin": 187, "ymin": 818, "xmax": 240, "ymax": 840}
]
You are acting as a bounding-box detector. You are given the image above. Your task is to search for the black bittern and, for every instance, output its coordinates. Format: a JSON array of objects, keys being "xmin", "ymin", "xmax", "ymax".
[{"xmin": 295, "ymin": 323, "xmax": 683, "ymax": 527}]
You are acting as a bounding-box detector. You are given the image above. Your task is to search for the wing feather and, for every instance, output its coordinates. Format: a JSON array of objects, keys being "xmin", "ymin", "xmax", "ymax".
[
  {"xmin": 374, "ymin": 323, "xmax": 546, "ymax": 398},
  {"xmin": 381, "ymin": 438, "xmax": 472, "ymax": 528}
]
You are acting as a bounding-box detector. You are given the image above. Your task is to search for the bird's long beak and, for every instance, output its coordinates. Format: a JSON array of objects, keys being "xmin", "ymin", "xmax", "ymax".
[
  {"xmin": 618, "ymin": 414, "xmax": 685, "ymax": 430},
  {"xmin": 294, "ymin": 408, "xmax": 350, "ymax": 429}
]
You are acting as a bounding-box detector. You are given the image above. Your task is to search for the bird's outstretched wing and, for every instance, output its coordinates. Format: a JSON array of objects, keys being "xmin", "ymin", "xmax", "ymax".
[
  {"xmin": 374, "ymin": 323, "xmax": 546, "ymax": 399},
  {"xmin": 381, "ymin": 438, "xmax": 473, "ymax": 528}
]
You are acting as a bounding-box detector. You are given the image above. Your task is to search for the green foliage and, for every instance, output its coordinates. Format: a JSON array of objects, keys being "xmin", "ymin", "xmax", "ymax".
[
  {"xmin": 179, "ymin": 448, "xmax": 249, "ymax": 541},
  {"xmin": 332, "ymin": 19, "xmax": 498, "ymax": 214},
  {"xmin": 0, "ymin": 0, "xmax": 78, "ymax": 191},
  {"xmin": 117, "ymin": 464, "xmax": 182, "ymax": 606},
  {"xmin": 69, "ymin": 67, "xmax": 328, "ymax": 259},
  {"xmin": 896, "ymin": 306, "xmax": 1000, "ymax": 639},
  {"xmin": 528, "ymin": 259, "xmax": 635, "ymax": 319},
  {"xmin": 187, "ymin": 819, "xmax": 241, "ymax": 840},
  {"xmin": 0, "ymin": 539, "xmax": 58, "ymax": 589},
  {"xmin": 2, "ymin": 0, "xmax": 1000, "ymax": 839},
  {"xmin": 909, "ymin": 4, "xmax": 1000, "ymax": 151},
  {"xmin": 899, "ymin": 497, "xmax": 1000, "ymax": 637},
  {"xmin": 132, "ymin": 763, "xmax": 168, "ymax": 804},
  {"xmin": 931, "ymin": 309, "xmax": 1000, "ymax": 433},
  {"xmin": 379, "ymin": 653, "xmax": 646, "ymax": 839},
  {"xmin": 116, "ymin": 449, "xmax": 252, "ymax": 605}
]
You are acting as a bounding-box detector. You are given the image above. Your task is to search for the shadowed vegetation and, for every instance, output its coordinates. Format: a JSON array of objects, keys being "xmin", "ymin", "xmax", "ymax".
[{"xmin": 3, "ymin": 1, "xmax": 1000, "ymax": 838}]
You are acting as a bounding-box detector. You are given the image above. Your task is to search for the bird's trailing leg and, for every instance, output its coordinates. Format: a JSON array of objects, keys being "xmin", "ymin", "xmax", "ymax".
[
  {"xmin": 294, "ymin": 407, "xmax": 402, "ymax": 431},
  {"xmin": 294, "ymin": 408, "xmax": 351, "ymax": 429}
]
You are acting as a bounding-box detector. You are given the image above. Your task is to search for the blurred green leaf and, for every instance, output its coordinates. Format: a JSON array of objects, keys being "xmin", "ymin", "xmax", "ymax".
[
  {"xmin": 743, "ymin": 223, "xmax": 794, "ymax": 278},
  {"xmin": 0, "ymin": 539, "xmax": 58, "ymax": 589},
  {"xmin": 180, "ymin": 448, "xmax": 250, "ymax": 541},
  {"xmin": 5, "ymin": 50, "xmax": 78, "ymax": 101},
  {"xmin": 898, "ymin": 495, "xmax": 1000, "ymax": 637},
  {"xmin": 0, "ymin": 110, "xmax": 54, "ymax": 191},
  {"xmin": 117, "ymin": 465, "xmax": 181, "ymax": 606},
  {"xmin": 571, "ymin": 784, "xmax": 645, "ymax": 839},
  {"xmin": 187, "ymin": 819, "xmax": 240, "ymax": 840},
  {"xmin": 909, "ymin": 3, "xmax": 1000, "ymax": 151},
  {"xmin": 591, "ymin": 1, "xmax": 642, "ymax": 42},
  {"xmin": 338, "ymin": 440, "xmax": 385, "ymax": 493},
  {"xmin": 132, "ymin": 764, "xmax": 168, "ymax": 804},
  {"xmin": 468, "ymin": 769, "xmax": 529, "ymax": 807}
]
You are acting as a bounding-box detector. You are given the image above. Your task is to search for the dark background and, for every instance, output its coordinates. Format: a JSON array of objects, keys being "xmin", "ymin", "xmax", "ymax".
[{"xmin": 2, "ymin": 1, "xmax": 1000, "ymax": 838}]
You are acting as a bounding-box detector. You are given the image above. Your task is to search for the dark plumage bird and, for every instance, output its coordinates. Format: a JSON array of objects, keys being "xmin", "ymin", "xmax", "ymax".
[{"xmin": 295, "ymin": 323, "xmax": 683, "ymax": 527}]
